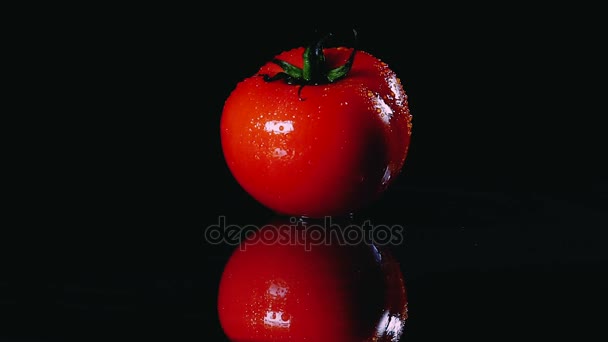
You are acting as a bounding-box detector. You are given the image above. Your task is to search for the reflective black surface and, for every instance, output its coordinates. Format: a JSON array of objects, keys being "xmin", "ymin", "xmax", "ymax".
[
  {"xmin": 3, "ymin": 5, "xmax": 606, "ymax": 341},
  {"xmin": 3, "ymin": 186, "xmax": 606, "ymax": 341}
]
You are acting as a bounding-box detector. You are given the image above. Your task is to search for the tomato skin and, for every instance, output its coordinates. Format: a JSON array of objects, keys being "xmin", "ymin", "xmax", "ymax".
[
  {"xmin": 220, "ymin": 47, "xmax": 412, "ymax": 217},
  {"xmin": 217, "ymin": 218, "xmax": 408, "ymax": 341}
]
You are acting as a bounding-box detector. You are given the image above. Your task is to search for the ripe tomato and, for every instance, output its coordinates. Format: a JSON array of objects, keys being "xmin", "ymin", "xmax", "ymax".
[
  {"xmin": 220, "ymin": 32, "xmax": 412, "ymax": 218},
  {"xmin": 217, "ymin": 217, "xmax": 408, "ymax": 341}
]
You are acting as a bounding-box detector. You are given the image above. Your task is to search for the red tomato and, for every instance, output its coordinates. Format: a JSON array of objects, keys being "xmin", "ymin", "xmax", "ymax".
[
  {"xmin": 220, "ymin": 33, "xmax": 413, "ymax": 217},
  {"xmin": 217, "ymin": 218, "xmax": 408, "ymax": 341}
]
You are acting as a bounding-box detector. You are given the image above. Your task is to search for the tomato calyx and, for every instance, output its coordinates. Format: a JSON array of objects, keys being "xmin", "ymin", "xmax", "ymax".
[{"xmin": 258, "ymin": 30, "xmax": 358, "ymax": 100}]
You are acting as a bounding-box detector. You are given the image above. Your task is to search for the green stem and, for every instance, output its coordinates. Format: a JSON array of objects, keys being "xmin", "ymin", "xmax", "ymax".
[{"xmin": 260, "ymin": 29, "xmax": 358, "ymax": 87}]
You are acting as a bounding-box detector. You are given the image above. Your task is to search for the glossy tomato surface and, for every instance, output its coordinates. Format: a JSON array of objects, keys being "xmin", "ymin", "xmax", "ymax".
[
  {"xmin": 220, "ymin": 46, "xmax": 412, "ymax": 217},
  {"xmin": 217, "ymin": 218, "xmax": 408, "ymax": 341}
]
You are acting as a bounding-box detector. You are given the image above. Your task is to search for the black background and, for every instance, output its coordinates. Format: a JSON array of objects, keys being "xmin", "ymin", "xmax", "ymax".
[{"xmin": 2, "ymin": 3, "xmax": 606, "ymax": 341}]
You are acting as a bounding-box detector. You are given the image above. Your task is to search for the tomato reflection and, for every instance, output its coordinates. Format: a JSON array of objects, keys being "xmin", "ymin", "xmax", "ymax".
[{"xmin": 217, "ymin": 216, "xmax": 408, "ymax": 341}]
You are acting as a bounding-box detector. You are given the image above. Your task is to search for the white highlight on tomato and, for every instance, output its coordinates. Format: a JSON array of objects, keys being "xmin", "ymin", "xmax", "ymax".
[
  {"xmin": 263, "ymin": 310, "xmax": 292, "ymax": 328},
  {"xmin": 273, "ymin": 148, "xmax": 287, "ymax": 158},
  {"xmin": 387, "ymin": 75, "xmax": 406, "ymax": 107},
  {"xmin": 265, "ymin": 120, "xmax": 294, "ymax": 134},
  {"xmin": 372, "ymin": 95, "xmax": 393, "ymax": 124},
  {"xmin": 381, "ymin": 166, "xmax": 392, "ymax": 186},
  {"xmin": 375, "ymin": 310, "xmax": 406, "ymax": 341}
]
